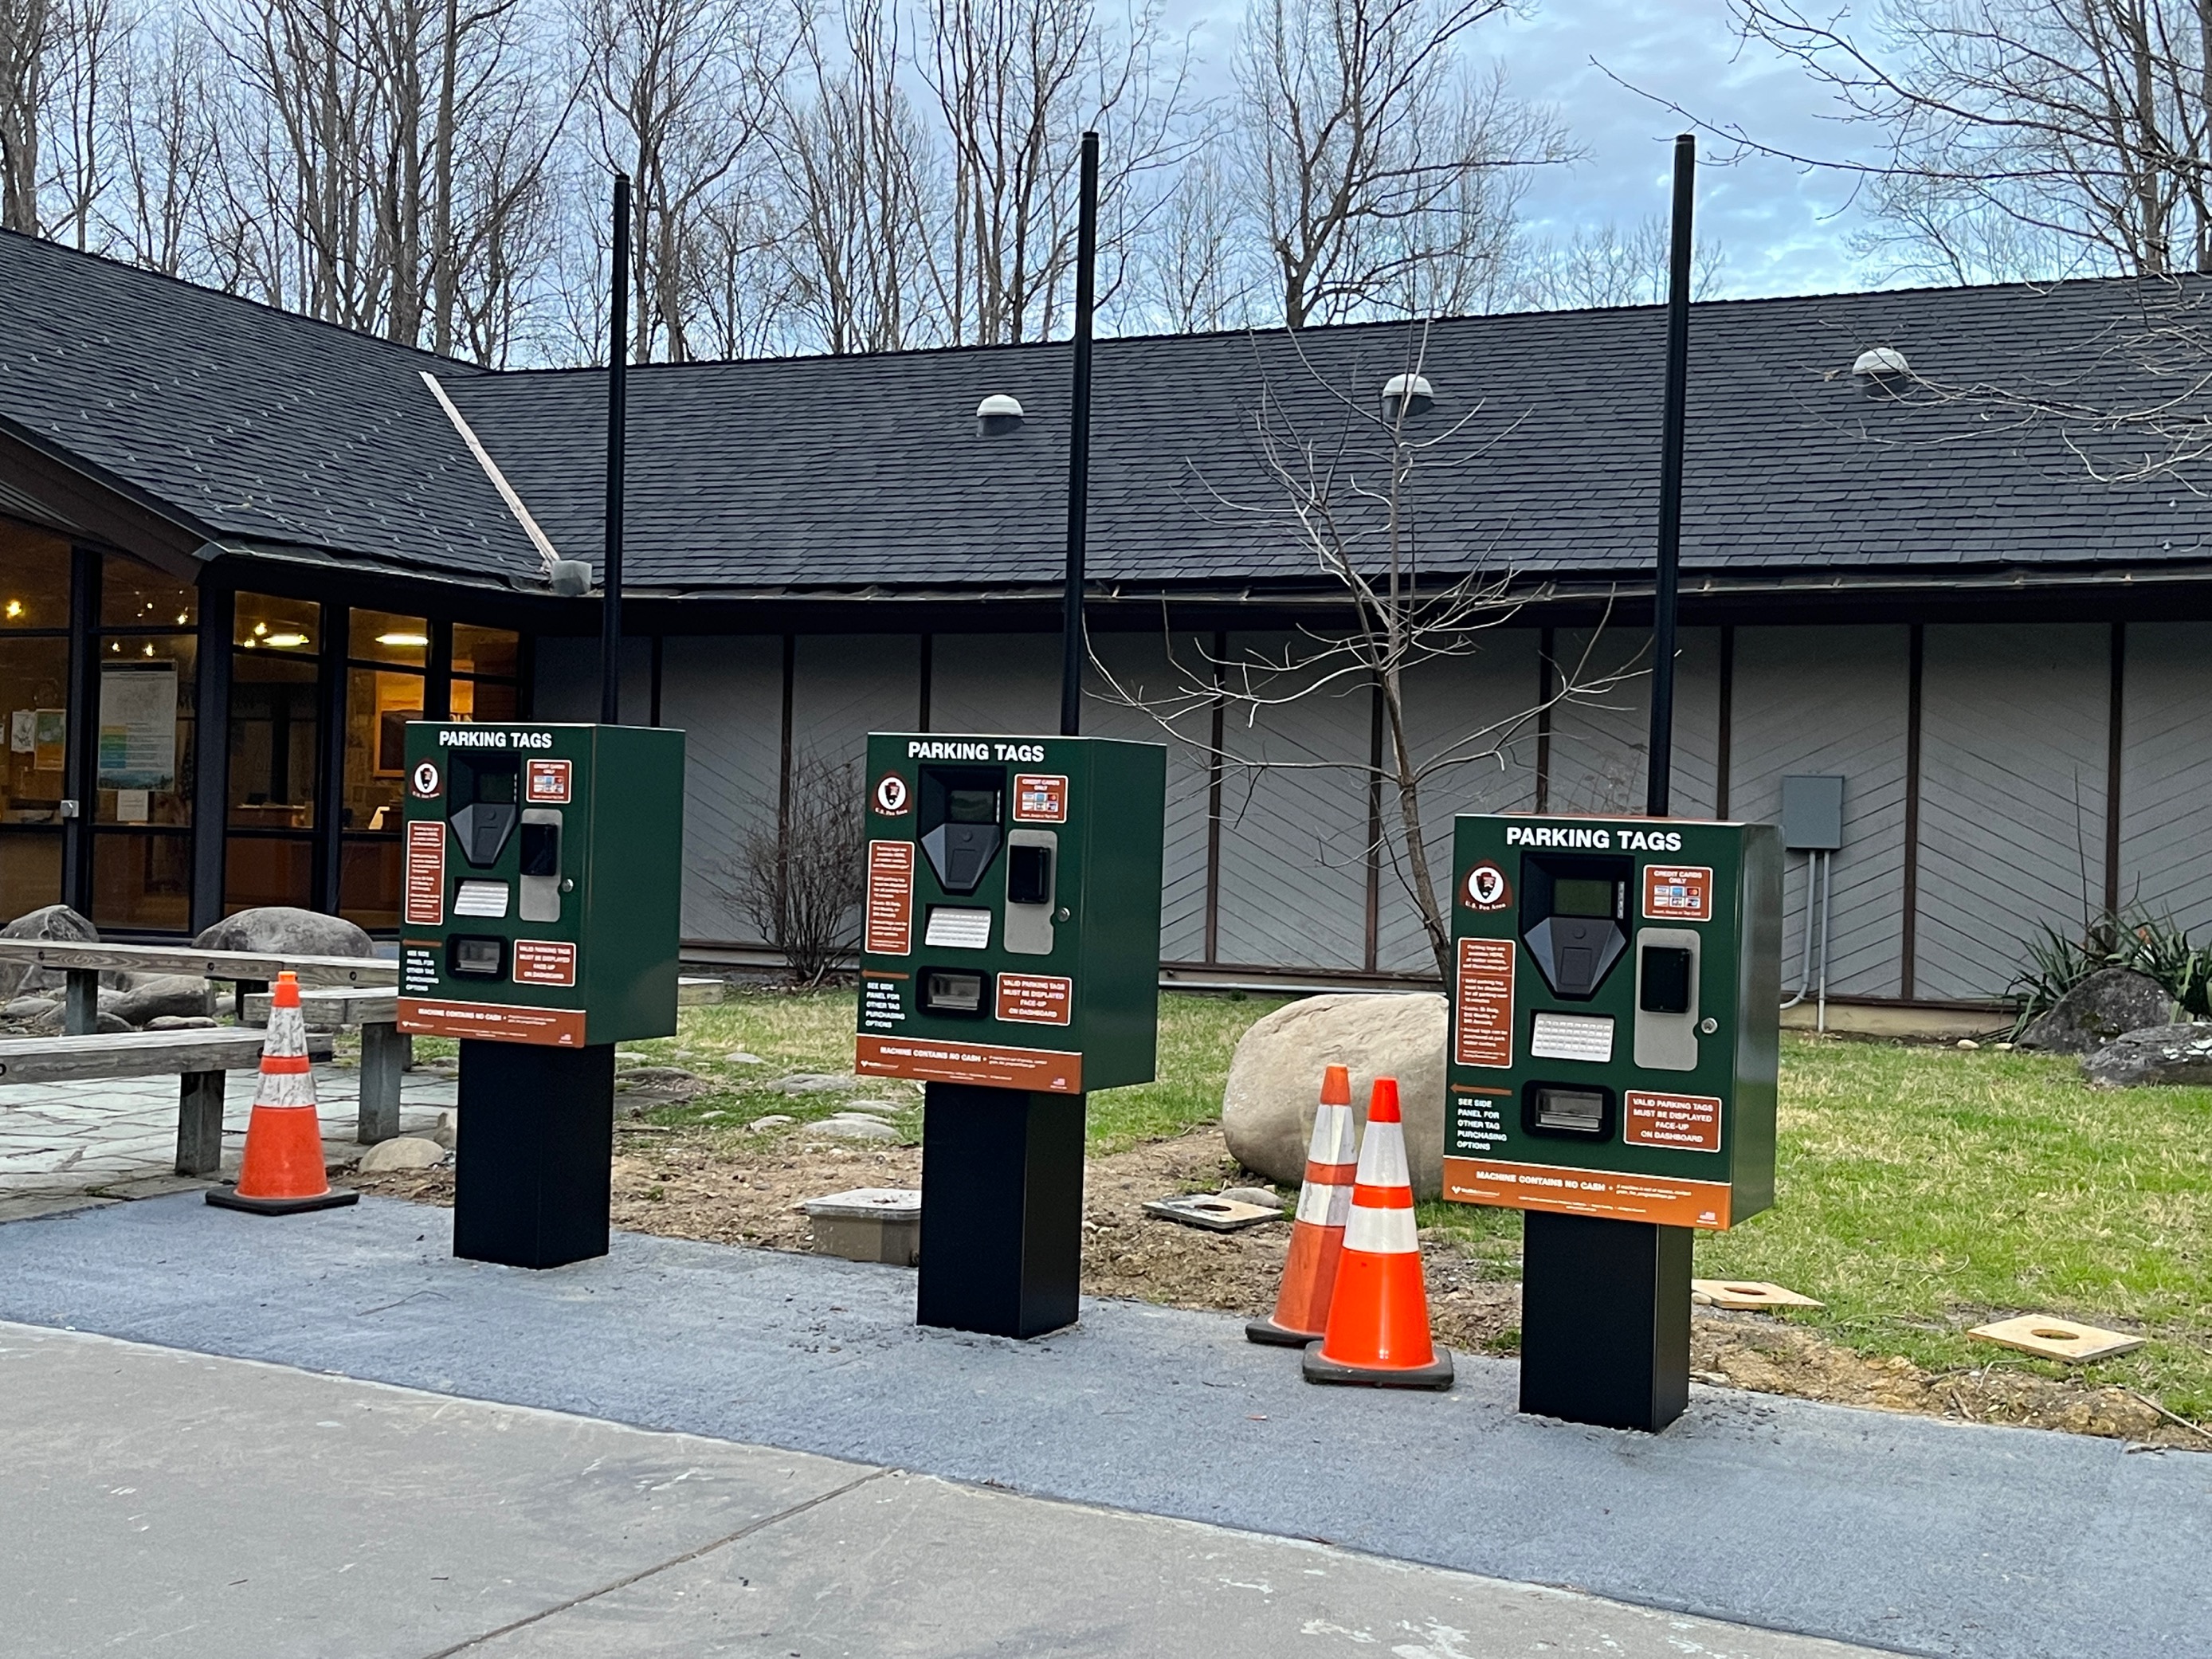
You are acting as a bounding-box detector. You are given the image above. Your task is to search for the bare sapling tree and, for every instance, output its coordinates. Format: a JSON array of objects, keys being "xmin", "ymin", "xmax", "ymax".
[
  {"xmin": 1514, "ymin": 213, "xmax": 1726, "ymax": 310},
  {"xmin": 1710, "ymin": 0, "xmax": 2212, "ymax": 282},
  {"xmin": 1233, "ymin": 0, "xmax": 1574, "ymax": 327},
  {"xmin": 720, "ymin": 748, "xmax": 865, "ymax": 986},
  {"xmin": 1092, "ymin": 324, "xmax": 1632, "ymax": 979}
]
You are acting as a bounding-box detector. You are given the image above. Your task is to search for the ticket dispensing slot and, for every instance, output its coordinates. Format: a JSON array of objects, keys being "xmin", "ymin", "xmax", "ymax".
[
  {"xmin": 1633, "ymin": 928, "xmax": 1701, "ymax": 1070},
  {"xmin": 1519, "ymin": 854, "xmax": 1631, "ymax": 999},
  {"xmin": 1003, "ymin": 829, "xmax": 1057, "ymax": 955},
  {"xmin": 920, "ymin": 769, "xmax": 1003, "ymax": 895},
  {"xmin": 447, "ymin": 935, "xmax": 508, "ymax": 979},
  {"xmin": 920, "ymin": 967, "xmax": 989, "ymax": 1016},
  {"xmin": 449, "ymin": 750, "xmax": 521, "ymax": 869},
  {"xmin": 518, "ymin": 808, "xmax": 563, "ymax": 923},
  {"xmin": 1523, "ymin": 1081, "xmax": 1615, "ymax": 1139}
]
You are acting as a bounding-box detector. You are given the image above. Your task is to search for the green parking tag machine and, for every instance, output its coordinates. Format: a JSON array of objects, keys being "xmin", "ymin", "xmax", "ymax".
[
  {"xmin": 856, "ymin": 733, "xmax": 1166, "ymax": 1339},
  {"xmin": 1445, "ymin": 813, "xmax": 1781, "ymax": 1431},
  {"xmin": 398, "ymin": 721, "xmax": 684, "ymax": 1269}
]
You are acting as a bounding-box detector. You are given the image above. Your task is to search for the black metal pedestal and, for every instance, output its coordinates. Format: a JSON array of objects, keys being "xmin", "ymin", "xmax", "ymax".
[
  {"xmin": 453, "ymin": 1040, "xmax": 614, "ymax": 1269},
  {"xmin": 1520, "ymin": 1210, "xmax": 1692, "ymax": 1432},
  {"xmin": 917, "ymin": 1082, "xmax": 1084, "ymax": 1338}
]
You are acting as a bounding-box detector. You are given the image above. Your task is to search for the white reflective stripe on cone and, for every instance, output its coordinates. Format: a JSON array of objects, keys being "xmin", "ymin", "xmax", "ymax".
[
  {"xmin": 1308, "ymin": 1103, "xmax": 1357, "ymax": 1165},
  {"xmin": 1296, "ymin": 1179, "xmax": 1352, "ymax": 1226},
  {"xmin": 263, "ymin": 1007, "xmax": 309, "ymax": 1059},
  {"xmin": 1343, "ymin": 1202, "xmax": 1419, "ymax": 1255},
  {"xmin": 255, "ymin": 1066, "xmax": 317, "ymax": 1108},
  {"xmin": 1354, "ymin": 1119, "xmax": 1409, "ymax": 1190}
]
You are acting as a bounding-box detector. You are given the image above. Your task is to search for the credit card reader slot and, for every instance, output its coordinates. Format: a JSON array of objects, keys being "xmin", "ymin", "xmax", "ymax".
[
  {"xmin": 1633, "ymin": 927, "xmax": 1701, "ymax": 1070},
  {"xmin": 1003, "ymin": 829, "xmax": 1057, "ymax": 955},
  {"xmin": 518, "ymin": 808, "xmax": 563, "ymax": 923}
]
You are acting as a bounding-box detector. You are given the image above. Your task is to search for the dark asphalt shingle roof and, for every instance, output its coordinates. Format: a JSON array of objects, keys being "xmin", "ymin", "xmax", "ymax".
[
  {"xmin": 0, "ymin": 230, "xmax": 538, "ymax": 578},
  {"xmin": 4, "ymin": 227, "xmax": 2208, "ymax": 596}
]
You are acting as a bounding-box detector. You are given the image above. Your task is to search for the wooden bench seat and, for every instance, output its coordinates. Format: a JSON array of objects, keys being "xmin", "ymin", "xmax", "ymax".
[{"xmin": 0, "ymin": 1028, "xmax": 273, "ymax": 1177}]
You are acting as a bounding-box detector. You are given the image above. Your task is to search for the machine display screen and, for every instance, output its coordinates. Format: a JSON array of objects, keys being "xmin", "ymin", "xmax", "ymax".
[
  {"xmin": 947, "ymin": 788, "xmax": 999, "ymax": 824},
  {"xmin": 1551, "ymin": 877, "xmax": 1615, "ymax": 918}
]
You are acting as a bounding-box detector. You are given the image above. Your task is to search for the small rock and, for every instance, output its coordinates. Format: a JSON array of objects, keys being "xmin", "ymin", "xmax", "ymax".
[
  {"xmin": 2082, "ymin": 1023, "xmax": 2212, "ymax": 1088},
  {"xmin": 3, "ymin": 995, "xmax": 57, "ymax": 1021},
  {"xmin": 724, "ymin": 1051, "xmax": 765, "ymax": 1065},
  {"xmin": 1955, "ymin": 1038, "xmax": 1979, "ymax": 1051},
  {"xmin": 1992, "ymin": 1041, "xmax": 2014, "ymax": 1052},
  {"xmin": 841, "ymin": 1099, "xmax": 906, "ymax": 1117},
  {"xmin": 747, "ymin": 1114, "xmax": 796, "ymax": 1131},
  {"xmin": 429, "ymin": 1112, "xmax": 457, "ymax": 1149},
  {"xmin": 1219, "ymin": 1185, "xmax": 1284, "ymax": 1210},
  {"xmin": 358, "ymin": 1135, "xmax": 446, "ymax": 1172},
  {"xmin": 146, "ymin": 1015, "xmax": 218, "ymax": 1030},
  {"xmin": 94, "ymin": 1012, "xmax": 131, "ymax": 1033},
  {"xmin": 773, "ymin": 1073, "xmax": 861, "ymax": 1096},
  {"xmin": 110, "ymin": 975, "xmax": 215, "ymax": 1026},
  {"xmin": 810, "ymin": 1114, "xmax": 899, "ymax": 1142},
  {"xmin": 2018, "ymin": 967, "xmax": 2175, "ymax": 1053}
]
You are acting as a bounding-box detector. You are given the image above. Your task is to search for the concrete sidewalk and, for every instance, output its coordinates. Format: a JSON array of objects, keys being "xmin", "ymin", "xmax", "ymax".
[
  {"xmin": 2, "ymin": 1194, "xmax": 2206, "ymax": 1658},
  {"xmin": 2, "ymin": 1323, "xmax": 1884, "ymax": 1658}
]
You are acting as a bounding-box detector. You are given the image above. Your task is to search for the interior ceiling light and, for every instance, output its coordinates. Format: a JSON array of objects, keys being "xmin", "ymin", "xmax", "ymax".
[
  {"xmin": 265, "ymin": 632, "xmax": 310, "ymax": 649},
  {"xmin": 377, "ymin": 631, "xmax": 429, "ymax": 647},
  {"xmin": 253, "ymin": 622, "xmax": 269, "ymax": 636},
  {"xmin": 142, "ymin": 644, "xmax": 155, "ymax": 657},
  {"xmin": 4, "ymin": 600, "xmax": 22, "ymax": 618}
]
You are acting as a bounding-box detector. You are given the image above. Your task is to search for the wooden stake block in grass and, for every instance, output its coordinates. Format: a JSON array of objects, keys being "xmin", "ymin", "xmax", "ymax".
[
  {"xmin": 1970, "ymin": 1315, "xmax": 2146, "ymax": 1363},
  {"xmin": 1692, "ymin": 1279, "xmax": 1825, "ymax": 1310}
]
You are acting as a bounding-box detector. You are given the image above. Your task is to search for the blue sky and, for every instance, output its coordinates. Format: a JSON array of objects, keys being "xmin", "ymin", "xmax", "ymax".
[{"xmin": 1167, "ymin": 0, "xmax": 1881, "ymax": 300}]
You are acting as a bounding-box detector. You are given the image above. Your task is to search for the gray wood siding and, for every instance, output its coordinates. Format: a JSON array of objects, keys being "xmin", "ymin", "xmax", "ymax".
[
  {"xmin": 1213, "ymin": 633, "xmax": 1371, "ymax": 971},
  {"xmin": 1086, "ymin": 631, "xmax": 1212, "ymax": 963},
  {"xmin": 1916, "ymin": 624, "xmax": 2109, "ymax": 1000},
  {"xmin": 1730, "ymin": 625, "xmax": 1911, "ymax": 998},
  {"xmin": 2120, "ymin": 622, "xmax": 2212, "ymax": 932},
  {"xmin": 1547, "ymin": 628, "xmax": 1722, "ymax": 818},
  {"xmin": 658, "ymin": 636, "xmax": 783, "ymax": 943},
  {"xmin": 930, "ymin": 633, "xmax": 1059, "ymax": 733},
  {"xmin": 531, "ymin": 636, "xmax": 649, "ymax": 721},
  {"xmin": 791, "ymin": 634, "xmax": 920, "ymax": 769},
  {"xmin": 1375, "ymin": 632, "xmax": 1543, "ymax": 975}
]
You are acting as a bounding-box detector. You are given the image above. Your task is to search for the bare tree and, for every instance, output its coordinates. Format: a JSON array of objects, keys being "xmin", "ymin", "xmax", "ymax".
[
  {"xmin": 1119, "ymin": 139, "xmax": 1260, "ymax": 331},
  {"xmin": 1233, "ymin": 0, "xmax": 1573, "ymax": 328},
  {"xmin": 574, "ymin": 0, "xmax": 780, "ymax": 363},
  {"xmin": 1723, "ymin": 0, "xmax": 2212, "ymax": 280},
  {"xmin": 720, "ymin": 749, "xmax": 865, "ymax": 986},
  {"xmin": 1095, "ymin": 325, "xmax": 1630, "ymax": 979},
  {"xmin": 1514, "ymin": 213, "xmax": 1726, "ymax": 310},
  {"xmin": 104, "ymin": 9, "xmax": 218, "ymax": 273},
  {"xmin": 0, "ymin": 0, "xmax": 56, "ymax": 229}
]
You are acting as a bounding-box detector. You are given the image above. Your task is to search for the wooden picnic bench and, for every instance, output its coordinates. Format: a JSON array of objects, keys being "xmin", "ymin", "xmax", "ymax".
[
  {"xmin": 0, "ymin": 1026, "xmax": 273, "ymax": 1176},
  {"xmin": 0, "ymin": 941, "xmax": 404, "ymax": 1144}
]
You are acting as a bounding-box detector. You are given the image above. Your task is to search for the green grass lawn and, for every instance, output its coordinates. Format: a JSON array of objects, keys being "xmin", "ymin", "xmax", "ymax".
[{"xmin": 607, "ymin": 990, "xmax": 2212, "ymax": 1421}]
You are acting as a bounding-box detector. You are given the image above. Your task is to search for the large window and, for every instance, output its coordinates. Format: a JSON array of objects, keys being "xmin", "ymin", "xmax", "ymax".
[
  {"xmin": 451, "ymin": 622, "xmax": 521, "ymax": 723},
  {"xmin": 228, "ymin": 593, "xmax": 322, "ymax": 914},
  {"xmin": 0, "ymin": 524, "xmax": 72, "ymax": 920},
  {"xmin": 92, "ymin": 555, "xmax": 196, "ymax": 931},
  {"xmin": 338, "ymin": 609, "xmax": 429, "ymax": 928}
]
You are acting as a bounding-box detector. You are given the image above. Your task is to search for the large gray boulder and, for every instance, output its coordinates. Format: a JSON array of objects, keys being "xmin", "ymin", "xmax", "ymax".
[
  {"xmin": 2019, "ymin": 967, "xmax": 2174, "ymax": 1053},
  {"xmin": 109, "ymin": 975, "xmax": 216, "ymax": 1026},
  {"xmin": 2082, "ymin": 1022, "xmax": 2212, "ymax": 1088},
  {"xmin": 0, "ymin": 904, "xmax": 100, "ymax": 998},
  {"xmin": 1222, "ymin": 993, "xmax": 1447, "ymax": 1199},
  {"xmin": 192, "ymin": 906, "xmax": 375, "ymax": 959}
]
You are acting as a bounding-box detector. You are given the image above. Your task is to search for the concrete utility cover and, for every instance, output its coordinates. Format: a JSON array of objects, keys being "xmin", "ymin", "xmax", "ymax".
[{"xmin": 1143, "ymin": 1194, "xmax": 1285, "ymax": 1232}]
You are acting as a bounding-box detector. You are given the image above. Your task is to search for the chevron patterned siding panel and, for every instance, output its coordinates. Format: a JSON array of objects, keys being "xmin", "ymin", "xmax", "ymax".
[
  {"xmin": 1547, "ymin": 628, "xmax": 1723, "ymax": 819},
  {"xmin": 1085, "ymin": 632, "xmax": 1210, "ymax": 963},
  {"xmin": 659, "ymin": 636, "xmax": 784, "ymax": 943},
  {"xmin": 531, "ymin": 635, "xmax": 650, "ymax": 720},
  {"xmin": 1729, "ymin": 626, "xmax": 1910, "ymax": 998},
  {"xmin": 1213, "ymin": 633, "xmax": 1371, "ymax": 971},
  {"xmin": 2119, "ymin": 622, "xmax": 2212, "ymax": 933},
  {"xmin": 1916, "ymin": 624, "xmax": 2109, "ymax": 1001},
  {"xmin": 930, "ymin": 633, "xmax": 1060, "ymax": 734}
]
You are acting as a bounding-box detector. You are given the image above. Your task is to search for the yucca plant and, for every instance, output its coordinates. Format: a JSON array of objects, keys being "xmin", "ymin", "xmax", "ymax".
[{"xmin": 2009, "ymin": 904, "xmax": 2212, "ymax": 1035}]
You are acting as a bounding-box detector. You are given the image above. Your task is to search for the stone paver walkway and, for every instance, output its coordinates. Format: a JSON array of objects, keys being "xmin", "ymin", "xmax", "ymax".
[{"xmin": 0, "ymin": 1061, "xmax": 455, "ymax": 1219}]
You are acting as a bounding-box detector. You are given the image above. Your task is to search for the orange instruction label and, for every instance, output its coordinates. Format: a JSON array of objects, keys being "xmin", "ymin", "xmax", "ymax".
[
  {"xmin": 524, "ymin": 759, "xmax": 572, "ymax": 804},
  {"xmin": 1011, "ymin": 774, "xmax": 1069, "ymax": 823},
  {"xmin": 856, "ymin": 1033, "xmax": 1081, "ymax": 1094},
  {"xmin": 398, "ymin": 997, "xmax": 587, "ymax": 1047},
  {"xmin": 512, "ymin": 939, "xmax": 578, "ymax": 987},
  {"xmin": 1454, "ymin": 937, "xmax": 1514, "ymax": 1068},
  {"xmin": 865, "ymin": 841, "xmax": 914, "ymax": 955},
  {"xmin": 1442, "ymin": 1156, "xmax": 1734, "ymax": 1230},
  {"xmin": 1624, "ymin": 1089, "xmax": 1724, "ymax": 1152},
  {"xmin": 1643, "ymin": 864, "xmax": 1713, "ymax": 922},
  {"xmin": 996, "ymin": 973, "xmax": 1072, "ymax": 1025},
  {"xmin": 404, "ymin": 821, "xmax": 445, "ymax": 925}
]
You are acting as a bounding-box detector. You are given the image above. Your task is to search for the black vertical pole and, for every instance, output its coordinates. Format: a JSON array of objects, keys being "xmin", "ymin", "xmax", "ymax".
[
  {"xmin": 1059, "ymin": 131, "xmax": 1100, "ymax": 738},
  {"xmin": 602, "ymin": 171, "xmax": 631, "ymax": 727},
  {"xmin": 1647, "ymin": 133, "xmax": 1694, "ymax": 818}
]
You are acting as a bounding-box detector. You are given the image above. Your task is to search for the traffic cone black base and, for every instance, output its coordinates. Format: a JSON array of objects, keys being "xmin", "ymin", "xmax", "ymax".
[
  {"xmin": 1300, "ymin": 1339, "xmax": 1453, "ymax": 1389},
  {"xmin": 1245, "ymin": 1315, "xmax": 1318, "ymax": 1347},
  {"xmin": 207, "ymin": 1185, "xmax": 359, "ymax": 1215}
]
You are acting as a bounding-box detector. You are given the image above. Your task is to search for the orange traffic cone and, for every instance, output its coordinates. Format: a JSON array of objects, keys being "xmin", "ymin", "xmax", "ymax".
[
  {"xmin": 1248, "ymin": 1063, "xmax": 1359, "ymax": 1346},
  {"xmin": 206, "ymin": 972, "xmax": 359, "ymax": 1216},
  {"xmin": 1303, "ymin": 1077, "xmax": 1452, "ymax": 1389}
]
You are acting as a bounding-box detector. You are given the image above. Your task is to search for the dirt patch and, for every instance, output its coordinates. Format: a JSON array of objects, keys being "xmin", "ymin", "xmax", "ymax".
[{"xmin": 351, "ymin": 1125, "xmax": 2206, "ymax": 1451}]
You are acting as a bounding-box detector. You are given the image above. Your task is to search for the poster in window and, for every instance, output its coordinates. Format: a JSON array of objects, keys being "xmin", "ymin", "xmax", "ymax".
[
  {"xmin": 96, "ymin": 665, "xmax": 176, "ymax": 790},
  {"xmin": 33, "ymin": 709, "xmax": 65, "ymax": 771}
]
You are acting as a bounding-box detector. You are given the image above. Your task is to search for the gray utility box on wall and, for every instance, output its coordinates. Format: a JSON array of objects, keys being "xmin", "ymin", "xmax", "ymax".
[{"xmin": 1779, "ymin": 775, "xmax": 1845, "ymax": 851}]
